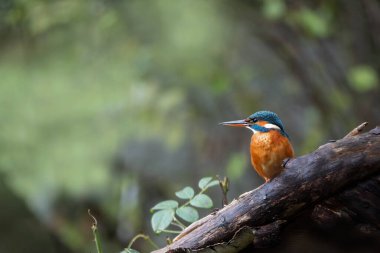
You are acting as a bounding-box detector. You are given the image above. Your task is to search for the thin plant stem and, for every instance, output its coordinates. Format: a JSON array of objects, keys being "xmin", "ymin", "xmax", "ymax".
[
  {"xmin": 172, "ymin": 217, "xmax": 186, "ymax": 229},
  {"xmin": 159, "ymin": 229, "xmax": 182, "ymax": 234},
  {"xmin": 171, "ymin": 221, "xmax": 185, "ymax": 230},
  {"xmin": 88, "ymin": 209, "xmax": 103, "ymax": 253},
  {"xmin": 146, "ymin": 237, "xmax": 159, "ymax": 250},
  {"xmin": 127, "ymin": 233, "xmax": 159, "ymax": 251},
  {"xmin": 127, "ymin": 234, "xmax": 148, "ymax": 249}
]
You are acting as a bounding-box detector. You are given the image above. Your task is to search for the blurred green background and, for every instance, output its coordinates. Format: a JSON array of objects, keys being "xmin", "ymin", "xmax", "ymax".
[{"xmin": 0, "ymin": 0, "xmax": 379, "ymax": 252}]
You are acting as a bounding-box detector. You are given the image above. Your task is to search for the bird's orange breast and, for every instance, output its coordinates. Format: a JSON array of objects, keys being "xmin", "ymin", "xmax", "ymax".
[{"xmin": 250, "ymin": 130, "xmax": 294, "ymax": 181}]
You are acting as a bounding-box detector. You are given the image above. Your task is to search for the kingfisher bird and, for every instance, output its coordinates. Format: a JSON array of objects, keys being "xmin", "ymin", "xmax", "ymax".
[{"xmin": 220, "ymin": 110, "xmax": 294, "ymax": 182}]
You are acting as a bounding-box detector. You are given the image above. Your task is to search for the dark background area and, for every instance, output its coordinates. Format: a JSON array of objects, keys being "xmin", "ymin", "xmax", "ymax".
[{"xmin": 0, "ymin": 0, "xmax": 379, "ymax": 252}]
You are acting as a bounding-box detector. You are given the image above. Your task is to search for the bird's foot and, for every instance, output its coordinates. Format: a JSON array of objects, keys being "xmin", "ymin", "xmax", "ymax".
[{"xmin": 281, "ymin": 158, "xmax": 292, "ymax": 168}]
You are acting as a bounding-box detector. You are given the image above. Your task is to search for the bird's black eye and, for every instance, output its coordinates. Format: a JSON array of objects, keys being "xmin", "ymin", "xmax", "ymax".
[{"xmin": 246, "ymin": 117, "xmax": 257, "ymax": 123}]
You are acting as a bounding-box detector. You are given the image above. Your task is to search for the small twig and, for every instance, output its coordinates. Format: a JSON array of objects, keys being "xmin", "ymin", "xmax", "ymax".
[
  {"xmin": 127, "ymin": 233, "xmax": 159, "ymax": 250},
  {"xmin": 217, "ymin": 175, "xmax": 229, "ymax": 206},
  {"xmin": 88, "ymin": 209, "xmax": 103, "ymax": 253},
  {"xmin": 344, "ymin": 122, "xmax": 368, "ymax": 138}
]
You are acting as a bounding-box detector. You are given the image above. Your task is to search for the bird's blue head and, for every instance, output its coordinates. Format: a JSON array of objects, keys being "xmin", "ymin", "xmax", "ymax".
[{"xmin": 220, "ymin": 110, "xmax": 289, "ymax": 138}]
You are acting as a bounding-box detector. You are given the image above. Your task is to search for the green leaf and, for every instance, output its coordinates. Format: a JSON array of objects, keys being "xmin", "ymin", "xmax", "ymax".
[
  {"xmin": 176, "ymin": 206, "xmax": 199, "ymax": 223},
  {"xmin": 198, "ymin": 177, "xmax": 219, "ymax": 189},
  {"xmin": 122, "ymin": 249, "xmax": 140, "ymax": 253},
  {"xmin": 151, "ymin": 209, "xmax": 174, "ymax": 233},
  {"xmin": 206, "ymin": 180, "xmax": 220, "ymax": 188},
  {"xmin": 198, "ymin": 177, "xmax": 212, "ymax": 189},
  {"xmin": 151, "ymin": 200, "xmax": 178, "ymax": 211},
  {"xmin": 190, "ymin": 194, "xmax": 213, "ymax": 208},
  {"xmin": 348, "ymin": 65, "xmax": 378, "ymax": 92},
  {"xmin": 175, "ymin": 186, "xmax": 195, "ymax": 199}
]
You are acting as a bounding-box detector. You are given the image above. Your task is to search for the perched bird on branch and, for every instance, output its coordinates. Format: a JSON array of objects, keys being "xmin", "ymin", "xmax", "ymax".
[{"xmin": 220, "ymin": 111, "xmax": 294, "ymax": 182}]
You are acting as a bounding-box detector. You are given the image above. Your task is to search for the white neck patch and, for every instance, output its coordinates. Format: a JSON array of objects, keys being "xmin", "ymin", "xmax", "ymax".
[
  {"xmin": 246, "ymin": 123, "xmax": 281, "ymax": 134},
  {"xmin": 263, "ymin": 123, "xmax": 281, "ymax": 130}
]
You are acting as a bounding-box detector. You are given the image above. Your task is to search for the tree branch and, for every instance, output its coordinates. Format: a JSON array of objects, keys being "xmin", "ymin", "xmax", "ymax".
[{"xmin": 153, "ymin": 125, "xmax": 380, "ymax": 253}]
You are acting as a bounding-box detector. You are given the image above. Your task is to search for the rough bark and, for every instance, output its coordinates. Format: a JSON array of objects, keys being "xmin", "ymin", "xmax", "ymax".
[{"xmin": 153, "ymin": 125, "xmax": 380, "ymax": 253}]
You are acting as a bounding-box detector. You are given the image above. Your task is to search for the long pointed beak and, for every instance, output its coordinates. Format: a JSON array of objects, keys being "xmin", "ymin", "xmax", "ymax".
[{"xmin": 219, "ymin": 119, "xmax": 248, "ymax": 127}]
